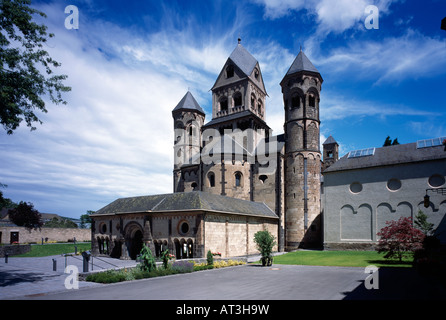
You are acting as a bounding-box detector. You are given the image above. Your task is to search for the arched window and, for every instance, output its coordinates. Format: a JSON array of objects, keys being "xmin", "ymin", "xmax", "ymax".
[
  {"xmin": 220, "ymin": 97, "xmax": 228, "ymax": 112},
  {"xmin": 257, "ymin": 99, "xmax": 263, "ymax": 114},
  {"xmin": 235, "ymin": 172, "xmax": 242, "ymax": 187},
  {"xmin": 250, "ymin": 93, "xmax": 256, "ymax": 109},
  {"xmin": 254, "ymin": 68, "xmax": 259, "ymax": 80},
  {"xmin": 309, "ymin": 95, "xmax": 315, "ymax": 108},
  {"xmin": 208, "ymin": 172, "xmax": 215, "ymax": 187},
  {"xmin": 291, "ymin": 94, "xmax": 300, "ymax": 109},
  {"xmin": 233, "ymin": 92, "xmax": 242, "ymax": 107},
  {"xmin": 226, "ymin": 65, "xmax": 234, "ymax": 78}
]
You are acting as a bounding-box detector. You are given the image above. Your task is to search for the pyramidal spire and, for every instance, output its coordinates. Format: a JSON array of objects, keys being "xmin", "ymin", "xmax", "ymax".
[
  {"xmin": 172, "ymin": 91, "xmax": 205, "ymax": 115},
  {"xmin": 286, "ymin": 50, "xmax": 319, "ymax": 76}
]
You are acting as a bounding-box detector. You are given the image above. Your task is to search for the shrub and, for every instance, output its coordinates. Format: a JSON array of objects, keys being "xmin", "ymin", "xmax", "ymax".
[
  {"xmin": 376, "ymin": 217, "xmax": 425, "ymax": 262},
  {"xmin": 160, "ymin": 249, "xmax": 174, "ymax": 269},
  {"xmin": 139, "ymin": 244, "xmax": 156, "ymax": 272},
  {"xmin": 254, "ymin": 230, "xmax": 276, "ymax": 266},
  {"xmin": 206, "ymin": 250, "xmax": 214, "ymax": 266},
  {"xmin": 193, "ymin": 264, "xmax": 214, "ymax": 271},
  {"xmin": 86, "ymin": 270, "xmax": 127, "ymax": 284},
  {"xmin": 171, "ymin": 260, "xmax": 194, "ymax": 273}
]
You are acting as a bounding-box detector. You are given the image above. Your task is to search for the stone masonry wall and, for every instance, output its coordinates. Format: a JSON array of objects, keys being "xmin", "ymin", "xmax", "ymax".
[
  {"xmin": 204, "ymin": 213, "xmax": 278, "ymax": 258},
  {"xmin": 0, "ymin": 226, "xmax": 90, "ymax": 244}
]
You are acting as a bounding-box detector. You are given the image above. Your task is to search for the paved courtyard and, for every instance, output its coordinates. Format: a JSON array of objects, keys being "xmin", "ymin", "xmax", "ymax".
[{"xmin": 2, "ymin": 254, "xmax": 446, "ymax": 300}]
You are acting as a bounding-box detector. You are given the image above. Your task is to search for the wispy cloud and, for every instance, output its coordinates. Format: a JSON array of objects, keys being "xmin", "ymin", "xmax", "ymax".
[
  {"xmin": 252, "ymin": 0, "xmax": 396, "ymax": 34},
  {"xmin": 314, "ymin": 29, "xmax": 446, "ymax": 84},
  {"xmin": 320, "ymin": 91, "xmax": 441, "ymax": 122}
]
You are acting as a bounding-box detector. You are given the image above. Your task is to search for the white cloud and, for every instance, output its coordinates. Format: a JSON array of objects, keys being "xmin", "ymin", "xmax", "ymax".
[
  {"xmin": 320, "ymin": 91, "xmax": 441, "ymax": 122},
  {"xmin": 306, "ymin": 28, "xmax": 446, "ymax": 85},
  {"xmin": 0, "ymin": 1, "xmax": 270, "ymax": 217},
  {"xmin": 252, "ymin": 0, "xmax": 396, "ymax": 34}
]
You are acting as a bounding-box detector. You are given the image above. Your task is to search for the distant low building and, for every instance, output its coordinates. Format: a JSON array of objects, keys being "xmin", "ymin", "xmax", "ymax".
[{"xmin": 323, "ymin": 137, "xmax": 446, "ymax": 249}]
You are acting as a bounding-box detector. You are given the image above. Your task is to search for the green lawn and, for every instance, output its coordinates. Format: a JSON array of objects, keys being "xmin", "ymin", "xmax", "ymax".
[
  {"xmin": 15, "ymin": 242, "xmax": 91, "ymax": 257},
  {"xmin": 271, "ymin": 250, "xmax": 413, "ymax": 268}
]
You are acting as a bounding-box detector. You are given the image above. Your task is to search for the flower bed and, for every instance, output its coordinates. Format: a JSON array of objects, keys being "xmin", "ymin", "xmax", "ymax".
[{"xmin": 85, "ymin": 259, "xmax": 246, "ymax": 284}]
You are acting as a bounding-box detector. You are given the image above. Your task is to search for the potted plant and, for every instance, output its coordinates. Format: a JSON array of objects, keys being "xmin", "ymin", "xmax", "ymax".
[{"xmin": 254, "ymin": 230, "xmax": 276, "ymax": 266}]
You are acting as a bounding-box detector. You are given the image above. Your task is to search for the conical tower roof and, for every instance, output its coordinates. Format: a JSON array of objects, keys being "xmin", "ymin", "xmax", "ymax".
[
  {"xmin": 172, "ymin": 91, "xmax": 205, "ymax": 115},
  {"xmin": 285, "ymin": 49, "xmax": 320, "ymax": 75},
  {"xmin": 323, "ymin": 135, "xmax": 338, "ymax": 145}
]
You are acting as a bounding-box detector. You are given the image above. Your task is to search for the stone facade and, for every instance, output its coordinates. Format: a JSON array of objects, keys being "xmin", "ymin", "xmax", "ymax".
[
  {"xmin": 323, "ymin": 142, "xmax": 446, "ymax": 249},
  {"xmin": 91, "ymin": 211, "xmax": 278, "ymax": 260},
  {"xmin": 0, "ymin": 226, "xmax": 90, "ymax": 244},
  {"xmin": 171, "ymin": 44, "xmax": 322, "ymax": 252},
  {"xmin": 90, "ymin": 192, "xmax": 278, "ymax": 259}
]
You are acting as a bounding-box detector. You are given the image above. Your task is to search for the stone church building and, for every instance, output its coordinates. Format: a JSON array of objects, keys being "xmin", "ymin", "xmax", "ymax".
[
  {"xmin": 91, "ymin": 41, "xmax": 324, "ymax": 259},
  {"xmin": 90, "ymin": 41, "xmax": 446, "ymax": 260}
]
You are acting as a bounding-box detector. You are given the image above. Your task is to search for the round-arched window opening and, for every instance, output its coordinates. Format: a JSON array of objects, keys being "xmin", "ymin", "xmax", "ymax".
[
  {"xmin": 387, "ymin": 178, "xmax": 402, "ymax": 192},
  {"xmin": 349, "ymin": 182, "xmax": 363, "ymax": 194},
  {"xmin": 100, "ymin": 223, "xmax": 107, "ymax": 234},
  {"xmin": 179, "ymin": 221, "xmax": 190, "ymax": 235},
  {"xmin": 235, "ymin": 172, "xmax": 242, "ymax": 187},
  {"xmin": 259, "ymin": 175, "xmax": 268, "ymax": 183},
  {"xmin": 428, "ymin": 174, "xmax": 445, "ymax": 188}
]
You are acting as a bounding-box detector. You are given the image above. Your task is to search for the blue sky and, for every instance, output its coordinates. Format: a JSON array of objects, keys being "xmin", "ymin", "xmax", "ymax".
[{"xmin": 1, "ymin": 0, "xmax": 445, "ymax": 218}]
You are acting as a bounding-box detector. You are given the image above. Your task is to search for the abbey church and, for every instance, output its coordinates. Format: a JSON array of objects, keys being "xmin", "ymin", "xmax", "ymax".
[{"xmin": 90, "ymin": 41, "xmax": 446, "ymax": 260}]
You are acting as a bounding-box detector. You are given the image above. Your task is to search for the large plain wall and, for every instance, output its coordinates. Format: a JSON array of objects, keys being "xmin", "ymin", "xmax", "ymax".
[{"xmin": 323, "ymin": 159, "xmax": 446, "ymax": 249}]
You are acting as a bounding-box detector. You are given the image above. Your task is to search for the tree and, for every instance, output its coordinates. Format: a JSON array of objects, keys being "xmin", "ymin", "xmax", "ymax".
[
  {"xmin": 0, "ymin": 0, "xmax": 71, "ymax": 134},
  {"xmin": 138, "ymin": 244, "xmax": 156, "ymax": 272},
  {"xmin": 0, "ymin": 190, "xmax": 17, "ymax": 210},
  {"xmin": 7, "ymin": 201, "xmax": 43, "ymax": 230},
  {"xmin": 253, "ymin": 230, "xmax": 276, "ymax": 266},
  {"xmin": 383, "ymin": 136, "xmax": 400, "ymax": 147},
  {"xmin": 383, "ymin": 136, "xmax": 392, "ymax": 146},
  {"xmin": 80, "ymin": 210, "xmax": 94, "ymax": 229},
  {"xmin": 414, "ymin": 210, "xmax": 435, "ymax": 236},
  {"xmin": 376, "ymin": 217, "xmax": 425, "ymax": 262},
  {"xmin": 44, "ymin": 216, "xmax": 78, "ymax": 228}
]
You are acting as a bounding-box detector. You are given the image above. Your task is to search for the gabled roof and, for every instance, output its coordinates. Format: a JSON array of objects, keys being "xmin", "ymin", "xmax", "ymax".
[
  {"xmin": 172, "ymin": 91, "xmax": 205, "ymax": 115},
  {"xmin": 323, "ymin": 135, "xmax": 338, "ymax": 145},
  {"xmin": 324, "ymin": 142, "xmax": 446, "ymax": 173},
  {"xmin": 210, "ymin": 43, "xmax": 266, "ymax": 95},
  {"xmin": 285, "ymin": 50, "xmax": 320, "ymax": 76},
  {"xmin": 229, "ymin": 43, "xmax": 258, "ymax": 77},
  {"xmin": 93, "ymin": 191, "xmax": 278, "ymax": 219}
]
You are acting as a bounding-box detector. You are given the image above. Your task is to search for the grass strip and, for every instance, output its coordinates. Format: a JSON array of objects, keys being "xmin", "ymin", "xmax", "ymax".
[
  {"xmin": 271, "ymin": 250, "xmax": 413, "ymax": 268},
  {"xmin": 14, "ymin": 242, "xmax": 91, "ymax": 257}
]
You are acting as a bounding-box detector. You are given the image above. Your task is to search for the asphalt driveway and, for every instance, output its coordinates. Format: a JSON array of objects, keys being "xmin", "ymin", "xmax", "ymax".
[{"xmin": 2, "ymin": 257, "xmax": 445, "ymax": 300}]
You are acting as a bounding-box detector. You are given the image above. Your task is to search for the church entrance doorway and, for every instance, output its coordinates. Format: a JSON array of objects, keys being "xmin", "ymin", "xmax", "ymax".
[
  {"xmin": 128, "ymin": 229, "xmax": 143, "ymax": 260},
  {"xmin": 125, "ymin": 223, "xmax": 144, "ymax": 260}
]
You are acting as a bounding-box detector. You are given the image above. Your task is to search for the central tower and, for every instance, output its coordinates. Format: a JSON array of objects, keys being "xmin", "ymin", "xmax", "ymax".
[{"xmin": 281, "ymin": 49, "xmax": 323, "ymax": 249}]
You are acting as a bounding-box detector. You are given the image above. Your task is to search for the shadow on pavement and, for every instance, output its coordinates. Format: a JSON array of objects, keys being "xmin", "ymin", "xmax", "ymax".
[
  {"xmin": 342, "ymin": 267, "xmax": 446, "ymax": 300},
  {"xmin": 0, "ymin": 269, "xmax": 58, "ymax": 287}
]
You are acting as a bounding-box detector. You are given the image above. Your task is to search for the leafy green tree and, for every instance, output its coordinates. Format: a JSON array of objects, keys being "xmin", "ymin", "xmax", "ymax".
[
  {"xmin": 0, "ymin": 190, "xmax": 17, "ymax": 210},
  {"xmin": 8, "ymin": 201, "xmax": 43, "ymax": 230},
  {"xmin": 80, "ymin": 210, "xmax": 94, "ymax": 229},
  {"xmin": 254, "ymin": 230, "xmax": 276, "ymax": 266},
  {"xmin": 44, "ymin": 216, "xmax": 78, "ymax": 228},
  {"xmin": 206, "ymin": 250, "xmax": 214, "ymax": 266},
  {"xmin": 138, "ymin": 244, "xmax": 156, "ymax": 272},
  {"xmin": 415, "ymin": 210, "xmax": 435, "ymax": 236},
  {"xmin": 383, "ymin": 136, "xmax": 400, "ymax": 147},
  {"xmin": 0, "ymin": 0, "xmax": 71, "ymax": 134}
]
